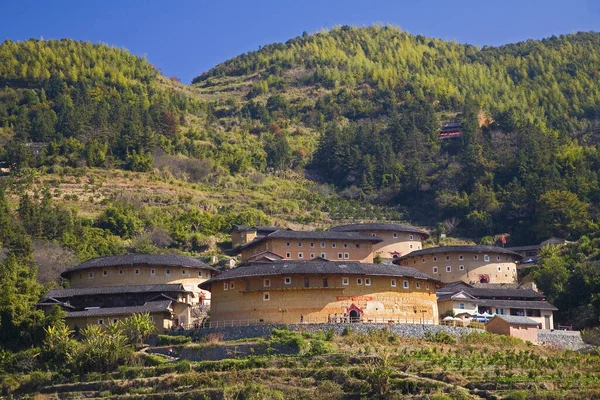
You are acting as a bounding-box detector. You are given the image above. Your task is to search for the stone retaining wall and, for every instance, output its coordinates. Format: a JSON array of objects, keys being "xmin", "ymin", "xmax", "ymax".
[
  {"xmin": 191, "ymin": 323, "xmax": 483, "ymax": 342},
  {"xmin": 538, "ymin": 329, "xmax": 586, "ymax": 350}
]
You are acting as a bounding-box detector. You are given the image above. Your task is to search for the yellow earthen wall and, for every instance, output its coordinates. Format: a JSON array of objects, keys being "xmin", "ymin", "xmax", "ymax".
[
  {"xmin": 365, "ymin": 231, "xmax": 423, "ymax": 259},
  {"xmin": 241, "ymin": 238, "xmax": 375, "ymax": 263},
  {"xmin": 400, "ymin": 251, "xmax": 518, "ymax": 284},
  {"xmin": 65, "ymin": 265, "xmax": 214, "ymax": 304},
  {"xmin": 209, "ymin": 275, "xmax": 438, "ymax": 324}
]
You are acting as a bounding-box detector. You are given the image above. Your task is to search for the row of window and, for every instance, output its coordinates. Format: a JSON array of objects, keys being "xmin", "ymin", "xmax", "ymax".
[
  {"xmin": 432, "ymin": 265, "xmax": 514, "ymax": 274},
  {"xmin": 286, "ymin": 241, "xmax": 361, "ymax": 249},
  {"xmin": 87, "ymin": 269, "xmax": 210, "ymax": 279},
  {"xmin": 98, "ymin": 316, "xmax": 154, "ymax": 325},
  {"xmin": 284, "ymin": 252, "xmax": 352, "ymax": 259},
  {"xmin": 224, "ymin": 277, "xmax": 430, "ymax": 291},
  {"xmin": 418, "ymin": 254, "xmax": 510, "ymax": 264}
]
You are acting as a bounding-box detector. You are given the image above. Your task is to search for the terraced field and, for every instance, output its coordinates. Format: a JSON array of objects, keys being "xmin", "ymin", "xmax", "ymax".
[{"xmin": 12, "ymin": 328, "xmax": 600, "ymax": 399}]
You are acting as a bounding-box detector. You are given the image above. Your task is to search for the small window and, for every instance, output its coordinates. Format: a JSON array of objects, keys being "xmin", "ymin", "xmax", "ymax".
[
  {"xmin": 298, "ymin": 242, "xmax": 302, "ymax": 247},
  {"xmin": 98, "ymin": 319, "xmax": 104, "ymax": 325},
  {"xmin": 149, "ymin": 316, "xmax": 154, "ymax": 322},
  {"xmin": 372, "ymin": 233, "xmax": 377, "ymax": 236},
  {"xmin": 484, "ymin": 255, "xmax": 490, "ymax": 262},
  {"xmin": 88, "ymin": 272, "xmax": 94, "ymax": 279},
  {"xmin": 286, "ymin": 242, "xmax": 291, "ymax": 247},
  {"xmin": 323, "ymin": 278, "xmax": 328, "ymax": 288},
  {"xmin": 409, "ymin": 235, "xmax": 414, "ymax": 240},
  {"xmin": 151, "ymin": 269, "xmax": 156, "ymax": 276},
  {"xmin": 355, "ymin": 243, "xmax": 360, "ymax": 248},
  {"xmin": 298, "ymin": 252, "xmax": 303, "ymax": 259},
  {"xmin": 459, "ymin": 265, "xmax": 464, "ymax": 271},
  {"xmin": 497, "ymin": 255, "xmax": 501, "ymax": 261},
  {"xmin": 321, "ymin": 253, "xmax": 326, "ymax": 258},
  {"xmin": 422, "ymin": 258, "xmax": 426, "ymax": 263},
  {"xmin": 263, "ymin": 292, "xmax": 270, "ymax": 301},
  {"xmin": 459, "ymin": 255, "xmax": 464, "ymax": 260},
  {"xmin": 119, "ymin": 269, "xmax": 123, "ymax": 275},
  {"xmin": 342, "ymin": 277, "xmax": 349, "ymax": 285},
  {"xmin": 230, "ymin": 281, "xmax": 235, "ymax": 289},
  {"xmin": 338, "ymin": 253, "xmax": 343, "ymax": 259},
  {"xmin": 264, "ymin": 278, "xmax": 271, "ymax": 287},
  {"xmin": 391, "ymin": 279, "xmax": 397, "ymax": 287},
  {"xmin": 410, "ymin": 244, "xmax": 413, "ymax": 249},
  {"xmin": 433, "ymin": 257, "xmax": 438, "ymax": 262},
  {"xmin": 393, "ymin": 233, "xmax": 398, "ymax": 238},
  {"xmin": 344, "ymin": 243, "xmax": 348, "ymax": 248},
  {"xmin": 433, "ymin": 267, "xmax": 438, "ymax": 273},
  {"xmin": 446, "ymin": 266, "xmax": 451, "ymax": 272},
  {"xmin": 403, "ymin": 280, "xmax": 409, "ymax": 289},
  {"xmin": 332, "ymin": 243, "xmax": 337, "ymax": 248},
  {"xmin": 365, "ymin": 278, "xmax": 371, "ymax": 286},
  {"xmin": 474, "ymin": 255, "xmax": 479, "ymax": 260},
  {"xmin": 135, "ymin": 269, "xmax": 140, "ymax": 275},
  {"xmin": 112, "ymin": 319, "xmax": 118, "ymax": 324},
  {"xmin": 310, "ymin": 242, "xmax": 315, "ymax": 248},
  {"xmin": 507, "ymin": 266, "xmax": 510, "ymax": 271},
  {"xmin": 320, "ymin": 242, "xmax": 326, "ymax": 248},
  {"xmin": 357, "ymin": 278, "xmax": 363, "ymax": 285},
  {"xmin": 224, "ymin": 282, "xmax": 229, "ymax": 290},
  {"xmin": 304, "ymin": 277, "xmax": 310, "ymax": 288},
  {"xmin": 415, "ymin": 281, "xmax": 421, "ymax": 289},
  {"xmin": 459, "ymin": 303, "xmax": 465, "ymax": 309},
  {"xmin": 102, "ymin": 270, "xmax": 107, "ymax": 276},
  {"xmin": 445, "ymin": 256, "xmax": 450, "ymax": 261},
  {"xmin": 310, "ymin": 253, "xmax": 315, "ymax": 258},
  {"xmin": 284, "ymin": 277, "xmax": 291, "ymax": 285},
  {"xmin": 166, "ymin": 269, "xmax": 171, "ymax": 276},
  {"xmin": 425, "ymin": 283, "xmax": 430, "ymax": 290},
  {"xmin": 286, "ymin": 252, "xmax": 291, "ymax": 258},
  {"xmin": 498, "ymin": 266, "xmax": 502, "ymax": 272},
  {"xmin": 344, "ymin": 253, "xmax": 349, "ymax": 259},
  {"xmin": 198, "ymin": 271, "xmax": 202, "ymax": 277},
  {"xmin": 182, "ymin": 269, "xmax": 186, "ymax": 275}
]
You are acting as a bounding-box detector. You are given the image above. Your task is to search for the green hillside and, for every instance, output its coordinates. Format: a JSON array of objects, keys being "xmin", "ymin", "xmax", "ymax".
[{"xmin": 1, "ymin": 27, "xmax": 600, "ymax": 336}]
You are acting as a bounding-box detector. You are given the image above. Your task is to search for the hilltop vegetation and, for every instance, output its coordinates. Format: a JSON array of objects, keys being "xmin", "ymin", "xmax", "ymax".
[{"xmin": 1, "ymin": 27, "xmax": 600, "ymax": 336}]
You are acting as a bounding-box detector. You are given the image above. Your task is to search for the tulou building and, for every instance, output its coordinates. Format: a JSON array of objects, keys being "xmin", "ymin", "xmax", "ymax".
[
  {"xmin": 199, "ymin": 259, "xmax": 439, "ymax": 325},
  {"xmin": 394, "ymin": 245, "xmax": 522, "ymax": 284},
  {"xmin": 39, "ymin": 254, "xmax": 218, "ymax": 331},
  {"xmin": 328, "ymin": 223, "xmax": 429, "ymax": 260}
]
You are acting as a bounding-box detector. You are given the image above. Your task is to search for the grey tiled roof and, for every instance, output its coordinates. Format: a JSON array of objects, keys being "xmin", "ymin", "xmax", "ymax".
[
  {"xmin": 42, "ymin": 284, "xmax": 189, "ymax": 300},
  {"xmin": 489, "ymin": 315, "xmax": 540, "ymax": 326},
  {"xmin": 61, "ymin": 254, "xmax": 217, "ymax": 278},
  {"xmin": 329, "ymin": 223, "xmax": 429, "ymax": 239},
  {"xmin": 438, "ymin": 281, "xmax": 546, "ymax": 299},
  {"xmin": 65, "ymin": 300, "xmax": 173, "ymax": 319},
  {"xmin": 237, "ymin": 230, "xmax": 383, "ymax": 251},
  {"xmin": 394, "ymin": 245, "xmax": 523, "ymax": 261},
  {"xmin": 231, "ymin": 225, "xmax": 282, "ymax": 232},
  {"xmin": 199, "ymin": 260, "xmax": 436, "ymax": 289},
  {"xmin": 477, "ymin": 299, "xmax": 558, "ymax": 311}
]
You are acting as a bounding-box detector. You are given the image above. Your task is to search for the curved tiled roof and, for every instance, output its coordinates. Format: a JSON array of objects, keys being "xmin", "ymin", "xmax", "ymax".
[
  {"xmin": 43, "ymin": 284, "xmax": 191, "ymax": 300},
  {"xmin": 199, "ymin": 260, "xmax": 436, "ymax": 289},
  {"xmin": 61, "ymin": 254, "xmax": 217, "ymax": 278},
  {"xmin": 237, "ymin": 230, "xmax": 382, "ymax": 251},
  {"xmin": 329, "ymin": 223, "xmax": 430, "ymax": 239},
  {"xmin": 65, "ymin": 300, "xmax": 174, "ymax": 319},
  {"xmin": 393, "ymin": 246, "xmax": 523, "ymax": 262}
]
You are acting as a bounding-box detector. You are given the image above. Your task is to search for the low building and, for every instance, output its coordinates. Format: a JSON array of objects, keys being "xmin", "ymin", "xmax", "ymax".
[
  {"xmin": 394, "ymin": 245, "xmax": 522, "ymax": 284},
  {"xmin": 328, "ymin": 223, "xmax": 429, "ymax": 261},
  {"xmin": 507, "ymin": 237, "xmax": 572, "ymax": 267},
  {"xmin": 60, "ymin": 254, "xmax": 218, "ymax": 305},
  {"xmin": 437, "ymin": 281, "xmax": 557, "ymax": 329},
  {"xmin": 485, "ymin": 315, "xmax": 540, "ymax": 343},
  {"xmin": 231, "ymin": 225, "xmax": 282, "ymax": 247},
  {"xmin": 37, "ymin": 283, "xmax": 193, "ymax": 331},
  {"xmin": 199, "ymin": 259, "xmax": 439, "ymax": 325},
  {"xmin": 237, "ymin": 230, "xmax": 383, "ymax": 263}
]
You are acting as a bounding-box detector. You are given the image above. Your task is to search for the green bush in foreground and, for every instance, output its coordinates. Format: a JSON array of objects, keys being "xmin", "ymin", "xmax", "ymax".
[{"xmin": 157, "ymin": 334, "xmax": 193, "ymax": 346}]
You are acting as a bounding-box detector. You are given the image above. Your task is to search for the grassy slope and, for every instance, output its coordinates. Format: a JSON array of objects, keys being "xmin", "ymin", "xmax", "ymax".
[{"xmin": 13, "ymin": 329, "xmax": 600, "ymax": 399}]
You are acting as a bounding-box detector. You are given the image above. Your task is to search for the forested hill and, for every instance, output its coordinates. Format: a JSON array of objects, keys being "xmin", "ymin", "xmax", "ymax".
[{"xmin": 194, "ymin": 26, "xmax": 600, "ymax": 244}]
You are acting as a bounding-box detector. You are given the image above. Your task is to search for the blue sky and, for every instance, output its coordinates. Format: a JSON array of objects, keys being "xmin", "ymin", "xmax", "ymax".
[{"xmin": 1, "ymin": 0, "xmax": 599, "ymax": 83}]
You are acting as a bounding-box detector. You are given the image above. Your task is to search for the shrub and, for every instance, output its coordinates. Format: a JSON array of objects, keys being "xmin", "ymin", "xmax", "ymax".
[
  {"xmin": 425, "ymin": 331, "xmax": 456, "ymax": 345},
  {"xmin": 157, "ymin": 334, "xmax": 192, "ymax": 346}
]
